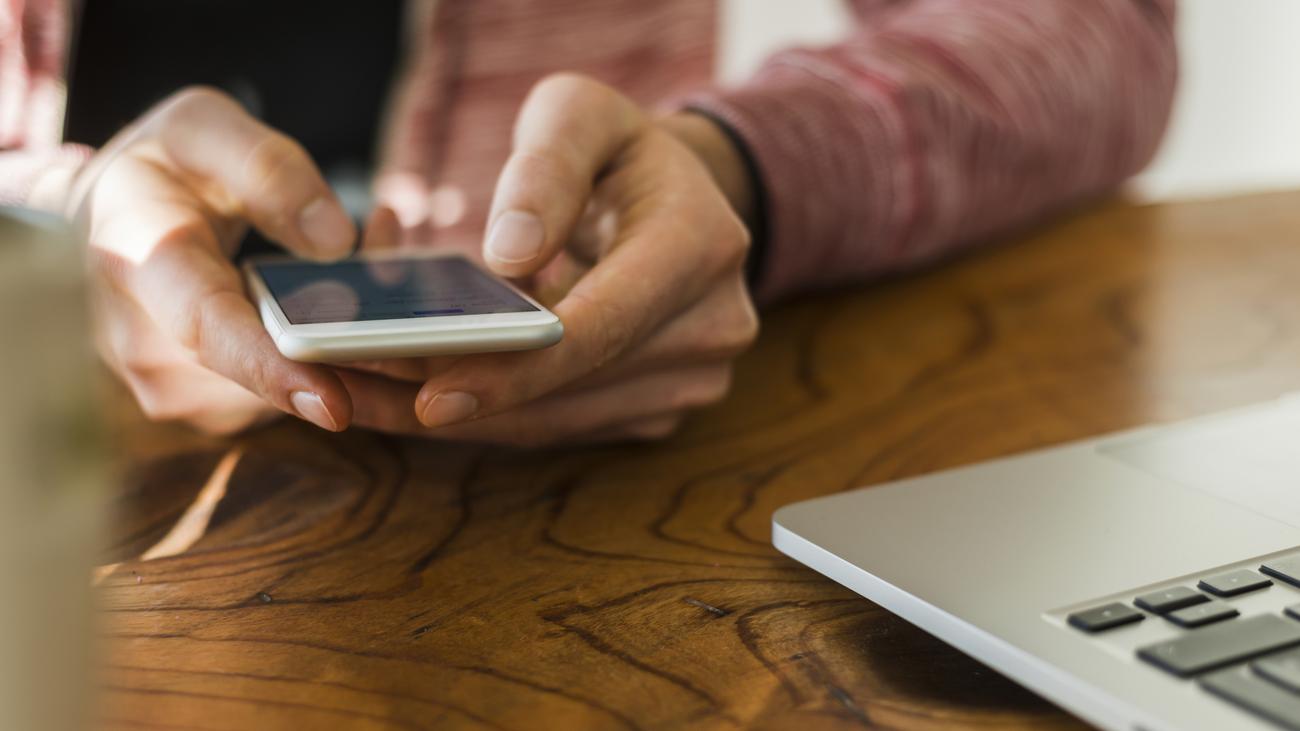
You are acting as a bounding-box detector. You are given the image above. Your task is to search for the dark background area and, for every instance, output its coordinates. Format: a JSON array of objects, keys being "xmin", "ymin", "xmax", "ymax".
[{"xmin": 64, "ymin": 0, "xmax": 404, "ymax": 255}]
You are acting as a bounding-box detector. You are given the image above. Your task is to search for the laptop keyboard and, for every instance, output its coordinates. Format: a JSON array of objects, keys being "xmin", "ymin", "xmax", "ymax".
[
  {"xmin": 1137, "ymin": 614, "xmax": 1300, "ymax": 676},
  {"xmin": 1200, "ymin": 569, "xmax": 1274, "ymax": 597},
  {"xmin": 1167, "ymin": 599, "xmax": 1238, "ymax": 628},
  {"xmin": 1066, "ymin": 555, "xmax": 1300, "ymax": 729},
  {"xmin": 1068, "ymin": 602, "xmax": 1144, "ymax": 632},
  {"xmin": 1135, "ymin": 585, "xmax": 1207, "ymax": 614}
]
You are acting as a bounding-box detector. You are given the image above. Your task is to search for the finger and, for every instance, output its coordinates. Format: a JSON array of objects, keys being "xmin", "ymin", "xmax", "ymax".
[
  {"xmin": 482, "ymin": 73, "xmax": 644, "ymax": 276},
  {"xmin": 93, "ymin": 276, "xmax": 277, "ymax": 434},
  {"xmin": 90, "ymin": 164, "xmax": 353, "ymax": 431},
  {"xmin": 123, "ymin": 357, "xmax": 278, "ymax": 435},
  {"xmin": 361, "ymin": 205, "xmax": 402, "ymax": 252},
  {"xmin": 345, "ymin": 365, "xmax": 684, "ymax": 446},
  {"xmin": 147, "ymin": 87, "xmax": 355, "ymax": 260},
  {"xmin": 335, "ymin": 368, "xmax": 423, "ymax": 432},
  {"xmin": 428, "ymin": 363, "xmax": 731, "ymax": 446},
  {"xmin": 336, "ymin": 351, "xmax": 465, "ymax": 385},
  {"xmin": 333, "ymin": 356, "xmax": 438, "ymax": 383},
  {"xmin": 348, "ymin": 363, "xmax": 731, "ymax": 446},
  {"xmin": 567, "ymin": 198, "xmax": 619, "ymax": 266},
  {"xmin": 576, "ymin": 414, "xmax": 683, "ymax": 444},
  {"xmin": 133, "ymin": 243, "xmax": 352, "ymax": 431},
  {"xmin": 554, "ymin": 273, "xmax": 758, "ymax": 391}
]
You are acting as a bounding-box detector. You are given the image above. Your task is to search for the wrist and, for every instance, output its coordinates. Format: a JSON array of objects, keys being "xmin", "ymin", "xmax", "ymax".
[{"xmin": 659, "ymin": 112, "xmax": 757, "ymax": 228}]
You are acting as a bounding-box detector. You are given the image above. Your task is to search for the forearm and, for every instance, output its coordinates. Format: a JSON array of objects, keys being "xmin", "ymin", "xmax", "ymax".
[{"xmin": 686, "ymin": 0, "xmax": 1178, "ymax": 303}]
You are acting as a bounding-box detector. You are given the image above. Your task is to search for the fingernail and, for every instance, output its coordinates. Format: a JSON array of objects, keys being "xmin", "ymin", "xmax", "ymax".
[
  {"xmin": 291, "ymin": 391, "xmax": 339, "ymax": 431},
  {"xmin": 485, "ymin": 210, "xmax": 545, "ymax": 263},
  {"xmin": 298, "ymin": 197, "xmax": 354, "ymax": 256},
  {"xmin": 420, "ymin": 391, "xmax": 478, "ymax": 427}
]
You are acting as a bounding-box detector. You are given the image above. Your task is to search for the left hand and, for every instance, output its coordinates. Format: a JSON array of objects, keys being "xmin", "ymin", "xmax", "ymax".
[{"xmin": 341, "ymin": 73, "xmax": 759, "ymax": 446}]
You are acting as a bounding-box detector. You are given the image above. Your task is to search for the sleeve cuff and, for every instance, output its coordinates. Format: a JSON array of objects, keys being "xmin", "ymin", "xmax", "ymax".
[
  {"xmin": 682, "ymin": 69, "xmax": 903, "ymax": 304},
  {"xmin": 680, "ymin": 105, "xmax": 771, "ymax": 298}
]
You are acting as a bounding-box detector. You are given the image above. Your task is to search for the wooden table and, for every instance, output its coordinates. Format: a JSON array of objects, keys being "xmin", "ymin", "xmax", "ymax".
[{"xmin": 98, "ymin": 191, "xmax": 1300, "ymax": 730}]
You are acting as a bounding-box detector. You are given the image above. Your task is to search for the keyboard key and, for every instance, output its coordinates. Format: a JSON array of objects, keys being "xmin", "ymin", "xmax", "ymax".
[
  {"xmin": 1202, "ymin": 665, "xmax": 1300, "ymax": 731},
  {"xmin": 1166, "ymin": 600, "xmax": 1239, "ymax": 628},
  {"xmin": 1255, "ymin": 647, "xmax": 1300, "ymax": 694},
  {"xmin": 1286, "ymin": 604, "xmax": 1300, "ymax": 623},
  {"xmin": 1199, "ymin": 569, "xmax": 1273, "ymax": 597},
  {"xmin": 1263, "ymin": 556, "xmax": 1300, "ymax": 589},
  {"xmin": 1068, "ymin": 602, "xmax": 1144, "ymax": 633},
  {"xmin": 1135, "ymin": 586, "xmax": 1209, "ymax": 614},
  {"xmin": 1138, "ymin": 615, "xmax": 1300, "ymax": 677}
]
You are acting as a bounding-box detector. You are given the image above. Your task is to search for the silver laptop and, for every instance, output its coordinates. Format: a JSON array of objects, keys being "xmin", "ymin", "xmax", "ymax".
[{"xmin": 774, "ymin": 392, "xmax": 1300, "ymax": 731}]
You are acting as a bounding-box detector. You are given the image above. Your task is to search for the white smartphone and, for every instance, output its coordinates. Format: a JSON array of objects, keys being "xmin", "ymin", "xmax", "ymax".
[{"xmin": 243, "ymin": 251, "xmax": 563, "ymax": 363}]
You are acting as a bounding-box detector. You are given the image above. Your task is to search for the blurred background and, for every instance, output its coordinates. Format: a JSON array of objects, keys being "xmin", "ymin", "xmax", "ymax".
[{"xmin": 720, "ymin": 0, "xmax": 1300, "ymax": 203}]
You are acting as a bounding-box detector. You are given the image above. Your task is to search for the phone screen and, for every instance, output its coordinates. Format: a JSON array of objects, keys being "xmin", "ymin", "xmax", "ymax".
[{"xmin": 255, "ymin": 256, "xmax": 538, "ymax": 324}]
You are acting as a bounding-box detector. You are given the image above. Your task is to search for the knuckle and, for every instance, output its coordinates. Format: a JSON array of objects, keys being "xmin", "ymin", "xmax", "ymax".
[
  {"xmin": 243, "ymin": 134, "xmax": 310, "ymax": 197},
  {"xmin": 471, "ymin": 363, "xmax": 548, "ymax": 418},
  {"xmin": 126, "ymin": 375, "xmax": 180, "ymax": 423},
  {"xmin": 116, "ymin": 349, "xmax": 157, "ymax": 386},
  {"xmin": 170, "ymin": 85, "xmax": 233, "ymax": 107},
  {"xmin": 699, "ymin": 286, "xmax": 759, "ymax": 358},
  {"xmin": 519, "ymin": 73, "xmax": 640, "ymax": 146},
  {"xmin": 530, "ymin": 72, "xmax": 601, "ymax": 103},
  {"xmin": 178, "ymin": 286, "xmax": 239, "ymax": 356},
  {"xmin": 240, "ymin": 350, "xmax": 278, "ymax": 406},
  {"xmin": 719, "ymin": 294, "xmax": 760, "ymax": 353},
  {"xmin": 135, "ymin": 397, "xmax": 171, "ymax": 424},
  {"xmin": 731, "ymin": 222, "xmax": 752, "ymax": 261},
  {"xmin": 713, "ymin": 216, "xmax": 751, "ymax": 270},
  {"xmin": 578, "ymin": 294, "xmax": 636, "ymax": 369},
  {"xmin": 157, "ymin": 85, "xmax": 237, "ymax": 124}
]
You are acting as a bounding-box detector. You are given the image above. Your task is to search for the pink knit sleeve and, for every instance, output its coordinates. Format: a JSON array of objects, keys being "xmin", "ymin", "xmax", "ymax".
[
  {"xmin": 688, "ymin": 0, "xmax": 1178, "ymax": 303},
  {"xmin": 0, "ymin": 0, "xmax": 89, "ymax": 207}
]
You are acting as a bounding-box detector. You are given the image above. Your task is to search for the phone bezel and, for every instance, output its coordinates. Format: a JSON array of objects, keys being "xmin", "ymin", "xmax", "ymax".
[
  {"xmin": 243, "ymin": 249, "xmax": 560, "ymax": 335},
  {"xmin": 242, "ymin": 250, "xmax": 563, "ymax": 361}
]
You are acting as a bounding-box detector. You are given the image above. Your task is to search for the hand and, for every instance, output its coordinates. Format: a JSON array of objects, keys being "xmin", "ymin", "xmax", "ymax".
[
  {"xmin": 342, "ymin": 73, "xmax": 759, "ymax": 446},
  {"xmin": 53, "ymin": 87, "xmax": 358, "ymax": 434}
]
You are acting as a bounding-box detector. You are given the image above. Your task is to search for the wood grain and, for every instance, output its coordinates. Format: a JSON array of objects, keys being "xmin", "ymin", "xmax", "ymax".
[{"xmin": 97, "ymin": 191, "xmax": 1300, "ymax": 730}]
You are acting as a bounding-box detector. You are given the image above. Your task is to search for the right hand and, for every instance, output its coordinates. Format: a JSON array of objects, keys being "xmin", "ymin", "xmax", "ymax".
[{"xmin": 50, "ymin": 87, "xmax": 358, "ymax": 434}]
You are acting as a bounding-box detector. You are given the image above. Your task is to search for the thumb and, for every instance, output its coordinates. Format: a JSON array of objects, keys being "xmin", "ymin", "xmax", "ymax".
[{"xmin": 482, "ymin": 73, "xmax": 644, "ymax": 277}]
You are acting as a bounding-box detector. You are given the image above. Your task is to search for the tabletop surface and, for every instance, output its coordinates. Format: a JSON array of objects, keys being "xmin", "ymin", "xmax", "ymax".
[{"xmin": 97, "ymin": 191, "xmax": 1300, "ymax": 730}]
